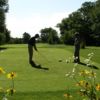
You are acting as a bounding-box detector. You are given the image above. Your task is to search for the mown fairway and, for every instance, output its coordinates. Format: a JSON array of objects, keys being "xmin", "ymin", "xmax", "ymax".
[{"xmin": 0, "ymin": 44, "xmax": 100, "ymax": 100}]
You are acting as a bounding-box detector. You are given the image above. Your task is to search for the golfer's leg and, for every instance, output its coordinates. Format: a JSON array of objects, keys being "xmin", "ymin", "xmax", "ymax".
[
  {"xmin": 28, "ymin": 45, "xmax": 33, "ymax": 63},
  {"xmin": 77, "ymin": 49, "xmax": 80, "ymax": 62},
  {"xmin": 75, "ymin": 47, "xmax": 80, "ymax": 62},
  {"xmin": 74, "ymin": 46, "xmax": 77, "ymax": 62}
]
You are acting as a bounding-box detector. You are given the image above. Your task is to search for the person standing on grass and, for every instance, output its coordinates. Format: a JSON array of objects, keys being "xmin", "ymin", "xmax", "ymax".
[
  {"xmin": 74, "ymin": 32, "xmax": 81, "ymax": 63},
  {"xmin": 28, "ymin": 34, "xmax": 41, "ymax": 68}
]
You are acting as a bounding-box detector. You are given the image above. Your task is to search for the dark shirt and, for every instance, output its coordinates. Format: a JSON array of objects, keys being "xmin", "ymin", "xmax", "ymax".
[
  {"xmin": 74, "ymin": 36, "xmax": 80, "ymax": 46},
  {"xmin": 28, "ymin": 37, "xmax": 36, "ymax": 46}
]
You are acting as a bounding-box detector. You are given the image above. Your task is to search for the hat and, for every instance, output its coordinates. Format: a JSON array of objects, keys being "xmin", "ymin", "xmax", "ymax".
[{"xmin": 35, "ymin": 34, "xmax": 39, "ymax": 38}]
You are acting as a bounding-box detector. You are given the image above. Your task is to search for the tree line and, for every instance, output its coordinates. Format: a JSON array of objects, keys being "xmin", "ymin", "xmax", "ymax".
[
  {"xmin": 0, "ymin": 0, "xmax": 100, "ymax": 46},
  {"xmin": 57, "ymin": 0, "xmax": 100, "ymax": 47},
  {"xmin": 0, "ymin": 0, "xmax": 10, "ymax": 45}
]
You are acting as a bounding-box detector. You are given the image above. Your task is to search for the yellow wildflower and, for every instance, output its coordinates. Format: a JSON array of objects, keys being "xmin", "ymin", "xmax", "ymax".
[
  {"xmin": 96, "ymin": 84, "xmax": 100, "ymax": 91},
  {"xmin": 0, "ymin": 67, "xmax": 5, "ymax": 74},
  {"xmin": 77, "ymin": 90, "xmax": 86, "ymax": 96},
  {"xmin": 64, "ymin": 93, "xmax": 72, "ymax": 98},
  {"xmin": 7, "ymin": 88, "xmax": 16, "ymax": 95},
  {"xmin": 79, "ymin": 70, "xmax": 90, "ymax": 76},
  {"xmin": 85, "ymin": 70, "xmax": 90, "ymax": 75},
  {"xmin": 76, "ymin": 80, "xmax": 85, "ymax": 86},
  {"xmin": 7, "ymin": 72, "xmax": 16, "ymax": 79},
  {"xmin": 90, "ymin": 71, "xmax": 96, "ymax": 77},
  {"xmin": 85, "ymin": 82, "xmax": 91, "ymax": 89}
]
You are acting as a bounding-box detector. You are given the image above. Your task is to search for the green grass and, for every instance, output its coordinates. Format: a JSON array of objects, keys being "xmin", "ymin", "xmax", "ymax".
[{"xmin": 0, "ymin": 44, "xmax": 100, "ymax": 100}]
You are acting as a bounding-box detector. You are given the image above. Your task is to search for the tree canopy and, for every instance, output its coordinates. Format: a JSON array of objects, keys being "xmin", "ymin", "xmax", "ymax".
[
  {"xmin": 22, "ymin": 32, "xmax": 31, "ymax": 44},
  {"xmin": 0, "ymin": 0, "xmax": 10, "ymax": 45},
  {"xmin": 57, "ymin": 0, "xmax": 100, "ymax": 46},
  {"xmin": 40, "ymin": 27, "xmax": 60, "ymax": 44}
]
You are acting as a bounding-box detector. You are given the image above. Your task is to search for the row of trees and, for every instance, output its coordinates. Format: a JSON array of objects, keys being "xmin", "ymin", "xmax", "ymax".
[
  {"xmin": 0, "ymin": 0, "xmax": 100, "ymax": 46},
  {"xmin": 0, "ymin": 0, "xmax": 10, "ymax": 45},
  {"xmin": 9, "ymin": 30, "xmax": 60, "ymax": 44},
  {"xmin": 40, "ymin": 27, "xmax": 60, "ymax": 44},
  {"xmin": 37, "ymin": 0, "xmax": 100, "ymax": 46},
  {"xmin": 8, "ymin": 32, "xmax": 31, "ymax": 44},
  {"xmin": 57, "ymin": 0, "xmax": 100, "ymax": 47}
]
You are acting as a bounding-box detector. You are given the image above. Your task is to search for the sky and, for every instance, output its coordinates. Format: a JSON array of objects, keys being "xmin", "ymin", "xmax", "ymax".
[{"xmin": 6, "ymin": 0, "xmax": 96, "ymax": 38}]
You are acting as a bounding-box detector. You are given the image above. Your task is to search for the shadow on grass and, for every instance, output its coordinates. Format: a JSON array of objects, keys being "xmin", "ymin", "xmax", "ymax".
[
  {"xmin": 0, "ymin": 47, "xmax": 7, "ymax": 51},
  {"xmin": 78, "ymin": 62, "xmax": 99, "ymax": 70},
  {"xmin": 30, "ymin": 61, "xmax": 49, "ymax": 70}
]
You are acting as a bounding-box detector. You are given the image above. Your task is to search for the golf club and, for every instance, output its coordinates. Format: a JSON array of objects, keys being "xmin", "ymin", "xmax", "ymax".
[{"xmin": 38, "ymin": 51, "xmax": 51, "ymax": 63}]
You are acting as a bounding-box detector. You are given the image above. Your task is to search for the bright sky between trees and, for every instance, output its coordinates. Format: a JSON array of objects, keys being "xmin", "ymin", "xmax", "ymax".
[{"xmin": 6, "ymin": 0, "xmax": 96, "ymax": 38}]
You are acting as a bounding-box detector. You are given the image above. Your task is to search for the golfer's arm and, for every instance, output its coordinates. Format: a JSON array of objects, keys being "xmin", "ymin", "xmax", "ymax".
[{"xmin": 34, "ymin": 44, "xmax": 38, "ymax": 51}]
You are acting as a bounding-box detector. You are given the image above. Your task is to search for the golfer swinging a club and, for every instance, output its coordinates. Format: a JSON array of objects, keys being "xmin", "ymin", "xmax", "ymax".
[{"xmin": 28, "ymin": 34, "xmax": 41, "ymax": 68}]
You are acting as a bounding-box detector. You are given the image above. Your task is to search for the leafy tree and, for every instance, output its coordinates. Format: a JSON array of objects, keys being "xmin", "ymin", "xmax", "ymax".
[
  {"xmin": 5, "ymin": 29, "xmax": 10, "ymax": 43},
  {"xmin": 10, "ymin": 38, "xmax": 23, "ymax": 44},
  {"xmin": 90, "ymin": 0, "xmax": 100, "ymax": 46},
  {"xmin": 78, "ymin": 2, "xmax": 95, "ymax": 47},
  {"xmin": 22, "ymin": 32, "xmax": 31, "ymax": 43},
  {"xmin": 0, "ymin": 0, "xmax": 10, "ymax": 45},
  {"xmin": 40, "ymin": 28, "xmax": 49, "ymax": 43},
  {"xmin": 0, "ymin": 32, "xmax": 6, "ymax": 44},
  {"xmin": 40, "ymin": 27, "xmax": 60, "ymax": 44},
  {"xmin": 57, "ymin": 0, "xmax": 100, "ymax": 47}
]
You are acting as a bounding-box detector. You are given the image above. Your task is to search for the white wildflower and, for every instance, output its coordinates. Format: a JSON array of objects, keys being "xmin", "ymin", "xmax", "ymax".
[
  {"xmin": 72, "ymin": 67, "xmax": 76, "ymax": 73},
  {"xmin": 84, "ymin": 59, "xmax": 90, "ymax": 64},
  {"xmin": 88, "ymin": 53, "xmax": 91, "ymax": 57},
  {"xmin": 66, "ymin": 59, "xmax": 69, "ymax": 63},
  {"xmin": 2, "ymin": 97, "xmax": 8, "ymax": 100},
  {"xmin": 65, "ymin": 72, "xmax": 71, "ymax": 77}
]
